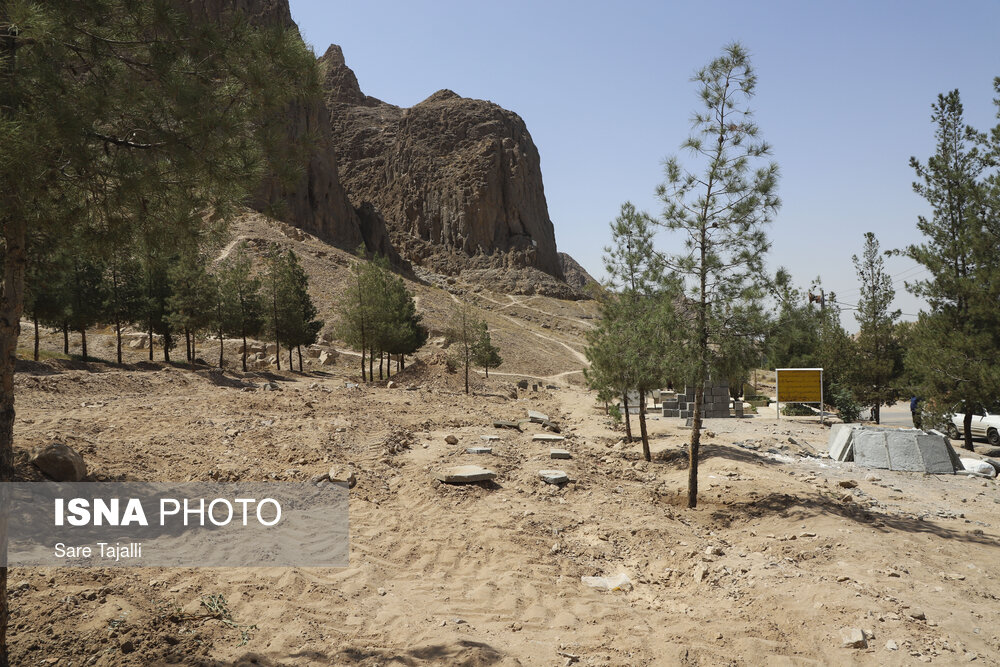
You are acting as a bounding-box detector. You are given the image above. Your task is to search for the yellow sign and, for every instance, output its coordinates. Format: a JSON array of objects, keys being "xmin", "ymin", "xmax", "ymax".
[{"xmin": 776, "ymin": 368, "xmax": 822, "ymax": 403}]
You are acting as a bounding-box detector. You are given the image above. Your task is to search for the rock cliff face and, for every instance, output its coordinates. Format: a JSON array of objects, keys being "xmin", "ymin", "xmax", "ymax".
[
  {"xmin": 190, "ymin": 0, "xmax": 399, "ymax": 259},
  {"xmin": 558, "ymin": 252, "xmax": 600, "ymax": 293},
  {"xmin": 319, "ymin": 45, "xmax": 564, "ymax": 280}
]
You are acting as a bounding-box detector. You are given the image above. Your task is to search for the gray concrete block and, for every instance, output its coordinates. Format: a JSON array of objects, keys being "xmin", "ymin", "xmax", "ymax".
[{"xmin": 436, "ymin": 466, "xmax": 496, "ymax": 484}]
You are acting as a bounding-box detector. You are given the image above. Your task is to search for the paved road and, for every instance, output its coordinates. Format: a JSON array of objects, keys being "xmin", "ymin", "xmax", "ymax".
[{"xmin": 878, "ymin": 400, "xmax": 917, "ymax": 428}]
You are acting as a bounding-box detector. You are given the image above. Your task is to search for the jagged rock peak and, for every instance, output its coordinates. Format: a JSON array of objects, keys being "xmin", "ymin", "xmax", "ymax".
[
  {"xmin": 318, "ymin": 43, "xmax": 380, "ymax": 108},
  {"xmin": 419, "ymin": 89, "xmax": 462, "ymax": 105}
]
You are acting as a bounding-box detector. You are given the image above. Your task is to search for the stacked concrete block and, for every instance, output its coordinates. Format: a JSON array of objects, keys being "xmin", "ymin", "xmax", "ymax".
[{"xmin": 662, "ymin": 380, "xmax": 732, "ymax": 418}]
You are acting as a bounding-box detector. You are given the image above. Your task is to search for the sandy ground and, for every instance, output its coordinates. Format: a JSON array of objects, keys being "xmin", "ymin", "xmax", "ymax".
[
  {"xmin": 7, "ymin": 215, "xmax": 1000, "ymax": 665},
  {"xmin": 7, "ymin": 327, "xmax": 1000, "ymax": 666}
]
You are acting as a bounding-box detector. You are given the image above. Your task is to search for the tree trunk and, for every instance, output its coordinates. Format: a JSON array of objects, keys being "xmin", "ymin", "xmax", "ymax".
[
  {"xmin": 378, "ymin": 350, "xmax": 383, "ymax": 381},
  {"xmin": 218, "ymin": 328, "xmax": 224, "ymax": 369},
  {"xmin": 148, "ymin": 321, "xmax": 154, "ymax": 361},
  {"xmin": 0, "ymin": 205, "xmax": 27, "ymax": 666},
  {"xmin": 80, "ymin": 329, "xmax": 88, "ymax": 361},
  {"xmin": 464, "ymin": 348, "xmax": 470, "ymax": 394},
  {"xmin": 297, "ymin": 345, "xmax": 303, "ymax": 372},
  {"xmin": 400, "ymin": 355, "xmax": 405, "ymax": 371},
  {"xmin": 241, "ymin": 332, "xmax": 248, "ymax": 372},
  {"xmin": 163, "ymin": 330, "xmax": 170, "ymax": 362},
  {"xmin": 191, "ymin": 331, "xmax": 197, "ymax": 365},
  {"xmin": 689, "ymin": 383, "xmax": 704, "ymax": 509},
  {"xmin": 963, "ymin": 411, "xmax": 975, "ymax": 451},
  {"xmin": 873, "ymin": 404, "xmax": 881, "ymax": 425},
  {"xmin": 360, "ymin": 346, "xmax": 365, "ymax": 382},
  {"xmin": 385, "ymin": 351, "xmax": 390, "ymax": 378},
  {"xmin": 622, "ymin": 393, "xmax": 633, "ymax": 442},
  {"xmin": 639, "ymin": 389, "xmax": 651, "ymax": 462},
  {"xmin": 62, "ymin": 321, "xmax": 69, "ymax": 354},
  {"xmin": 288, "ymin": 346, "xmax": 293, "ymax": 370},
  {"xmin": 369, "ymin": 346, "xmax": 374, "ymax": 382},
  {"xmin": 115, "ymin": 319, "xmax": 122, "ymax": 364},
  {"xmin": 33, "ymin": 314, "xmax": 39, "ymax": 361},
  {"xmin": 485, "ymin": 365, "xmax": 489, "ymax": 379}
]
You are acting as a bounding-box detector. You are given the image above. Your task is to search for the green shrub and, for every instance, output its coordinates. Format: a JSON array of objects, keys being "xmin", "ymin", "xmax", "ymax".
[
  {"xmin": 828, "ymin": 383, "xmax": 861, "ymax": 423},
  {"xmin": 781, "ymin": 403, "xmax": 814, "ymax": 416},
  {"xmin": 607, "ymin": 403, "xmax": 623, "ymax": 424}
]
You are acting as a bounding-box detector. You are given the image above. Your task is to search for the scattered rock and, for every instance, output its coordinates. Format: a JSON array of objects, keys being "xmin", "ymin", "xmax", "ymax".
[
  {"xmin": 528, "ymin": 410, "xmax": 549, "ymax": 423},
  {"xmin": 865, "ymin": 473, "xmax": 882, "ymax": 482},
  {"xmin": 907, "ymin": 609, "xmax": 926, "ymax": 621},
  {"xmin": 838, "ymin": 479, "xmax": 858, "ymax": 488},
  {"xmin": 30, "ymin": 442, "xmax": 87, "ymax": 482},
  {"xmin": 329, "ymin": 468, "xmax": 357, "ymax": 489},
  {"xmin": 581, "ymin": 572, "xmax": 632, "ymax": 591},
  {"xmin": 538, "ymin": 470, "xmax": 569, "ymax": 484},
  {"xmin": 480, "ymin": 435, "xmax": 500, "ymax": 442},
  {"xmin": 386, "ymin": 380, "xmax": 398, "ymax": 389},
  {"xmin": 517, "ymin": 380, "xmax": 529, "ymax": 390},
  {"xmin": 886, "ymin": 640, "xmax": 898, "ymax": 651},
  {"xmin": 840, "ymin": 627, "xmax": 867, "ymax": 649},
  {"xmin": 493, "ymin": 420, "xmax": 521, "ymax": 431},
  {"xmin": 445, "ymin": 434, "xmax": 459, "ymax": 445},
  {"xmin": 542, "ymin": 421, "xmax": 561, "ymax": 433},
  {"xmin": 705, "ymin": 545, "xmax": 724, "ymax": 556},
  {"xmin": 435, "ymin": 466, "xmax": 496, "ymax": 484}
]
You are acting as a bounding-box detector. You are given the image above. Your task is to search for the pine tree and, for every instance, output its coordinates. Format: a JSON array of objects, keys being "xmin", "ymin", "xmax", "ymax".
[
  {"xmin": 167, "ymin": 250, "xmax": 216, "ymax": 365},
  {"xmin": 471, "ymin": 322, "xmax": 502, "ymax": 378},
  {"xmin": 902, "ymin": 88, "xmax": 1000, "ymax": 448},
  {"xmin": 217, "ymin": 241, "xmax": 264, "ymax": 372},
  {"xmin": 850, "ymin": 233, "xmax": 903, "ymax": 424},
  {"xmin": 656, "ymin": 43, "xmax": 779, "ymax": 507},
  {"xmin": 446, "ymin": 301, "xmax": 480, "ymax": 395},
  {"xmin": 106, "ymin": 247, "xmax": 143, "ymax": 364},
  {"xmin": 1, "ymin": 3, "xmax": 319, "ymax": 656},
  {"xmin": 277, "ymin": 250, "xmax": 323, "ymax": 372},
  {"xmin": 585, "ymin": 202, "xmax": 681, "ymax": 461}
]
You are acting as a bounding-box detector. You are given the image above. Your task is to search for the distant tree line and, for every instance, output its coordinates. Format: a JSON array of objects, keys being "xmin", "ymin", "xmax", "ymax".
[
  {"xmin": 335, "ymin": 250, "xmax": 428, "ymax": 382},
  {"xmin": 23, "ymin": 234, "xmax": 322, "ymax": 372}
]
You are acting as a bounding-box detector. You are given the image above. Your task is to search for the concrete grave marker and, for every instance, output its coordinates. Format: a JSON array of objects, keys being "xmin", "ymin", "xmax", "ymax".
[
  {"xmin": 435, "ymin": 466, "xmax": 497, "ymax": 484},
  {"xmin": 532, "ymin": 434, "xmax": 566, "ymax": 442},
  {"xmin": 538, "ymin": 470, "xmax": 569, "ymax": 484},
  {"xmin": 528, "ymin": 410, "xmax": 549, "ymax": 423},
  {"xmin": 550, "ymin": 449, "xmax": 572, "ymax": 459},
  {"xmin": 466, "ymin": 447, "xmax": 493, "ymax": 455}
]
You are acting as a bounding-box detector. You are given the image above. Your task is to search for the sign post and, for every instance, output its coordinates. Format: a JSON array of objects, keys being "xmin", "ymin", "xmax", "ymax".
[{"xmin": 775, "ymin": 368, "xmax": 824, "ymax": 423}]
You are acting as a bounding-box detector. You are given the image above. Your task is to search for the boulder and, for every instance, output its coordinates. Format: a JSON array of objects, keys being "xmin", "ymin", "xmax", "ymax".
[
  {"xmin": 30, "ymin": 442, "xmax": 87, "ymax": 481},
  {"xmin": 317, "ymin": 350, "xmax": 332, "ymax": 366}
]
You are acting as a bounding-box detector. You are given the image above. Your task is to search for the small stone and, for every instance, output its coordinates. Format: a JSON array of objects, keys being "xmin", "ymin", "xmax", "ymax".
[
  {"xmin": 836, "ymin": 575, "xmax": 850, "ymax": 582},
  {"xmin": 542, "ymin": 421, "xmax": 561, "ymax": 433},
  {"xmin": 120, "ymin": 640, "xmax": 135, "ymax": 654},
  {"xmin": 377, "ymin": 587, "xmax": 386, "ymax": 596},
  {"xmin": 528, "ymin": 410, "xmax": 549, "ymax": 423},
  {"xmin": 865, "ymin": 473, "xmax": 882, "ymax": 482},
  {"xmin": 386, "ymin": 381, "xmax": 398, "ymax": 389},
  {"xmin": 840, "ymin": 627, "xmax": 867, "ymax": 649},
  {"xmin": 886, "ymin": 640, "xmax": 898, "ymax": 651},
  {"xmin": 840, "ymin": 493, "xmax": 854, "ymax": 503},
  {"xmin": 550, "ymin": 449, "xmax": 572, "ymax": 459},
  {"xmin": 907, "ymin": 609, "xmax": 926, "ymax": 621},
  {"xmin": 329, "ymin": 468, "xmax": 357, "ymax": 489},
  {"xmin": 480, "ymin": 435, "xmax": 500, "ymax": 442},
  {"xmin": 800, "ymin": 532, "xmax": 817, "ymax": 538},
  {"xmin": 705, "ymin": 545, "xmax": 724, "ymax": 556},
  {"xmin": 693, "ymin": 564, "xmax": 708, "ymax": 581},
  {"xmin": 838, "ymin": 479, "xmax": 858, "ymax": 488},
  {"xmin": 538, "ymin": 470, "xmax": 569, "ymax": 484},
  {"xmin": 435, "ymin": 466, "xmax": 496, "ymax": 484},
  {"xmin": 445, "ymin": 435, "xmax": 459, "ymax": 445},
  {"xmin": 493, "ymin": 420, "xmax": 521, "ymax": 431}
]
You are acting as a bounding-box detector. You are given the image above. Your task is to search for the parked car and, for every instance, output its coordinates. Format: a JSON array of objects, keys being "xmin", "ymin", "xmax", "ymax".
[{"xmin": 948, "ymin": 409, "xmax": 1000, "ymax": 446}]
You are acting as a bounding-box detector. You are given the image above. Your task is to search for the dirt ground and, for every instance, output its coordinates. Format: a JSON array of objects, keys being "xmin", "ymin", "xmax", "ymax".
[
  {"xmin": 7, "ymin": 322, "xmax": 1000, "ymax": 666},
  {"xmin": 7, "ymin": 215, "xmax": 1000, "ymax": 665}
]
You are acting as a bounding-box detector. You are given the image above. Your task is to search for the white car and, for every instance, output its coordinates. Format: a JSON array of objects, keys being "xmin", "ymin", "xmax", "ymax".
[{"xmin": 948, "ymin": 410, "xmax": 1000, "ymax": 446}]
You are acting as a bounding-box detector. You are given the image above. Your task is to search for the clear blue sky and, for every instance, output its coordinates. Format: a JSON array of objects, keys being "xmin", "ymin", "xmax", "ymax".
[{"xmin": 289, "ymin": 0, "xmax": 1000, "ymax": 330}]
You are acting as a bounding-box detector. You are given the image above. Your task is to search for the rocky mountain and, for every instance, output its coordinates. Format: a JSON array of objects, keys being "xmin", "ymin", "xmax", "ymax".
[
  {"xmin": 319, "ymin": 45, "xmax": 564, "ymax": 283},
  {"xmin": 190, "ymin": 0, "xmax": 398, "ymax": 261},
  {"xmin": 558, "ymin": 252, "xmax": 601, "ymax": 293}
]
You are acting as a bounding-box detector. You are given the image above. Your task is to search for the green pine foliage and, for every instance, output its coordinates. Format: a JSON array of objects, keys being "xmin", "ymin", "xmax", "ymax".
[
  {"xmin": 471, "ymin": 322, "xmax": 502, "ymax": 378},
  {"xmin": 217, "ymin": 241, "xmax": 265, "ymax": 372},
  {"xmin": 902, "ymin": 87, "xmax": 1000, "ymax": 449},
  {"xmin": 656, "ymin": 43, "xmax": 779, "ymax": 505},
  {"xmin": 849, "ymin": 232, "xmax": 903, "ymax": 424}
]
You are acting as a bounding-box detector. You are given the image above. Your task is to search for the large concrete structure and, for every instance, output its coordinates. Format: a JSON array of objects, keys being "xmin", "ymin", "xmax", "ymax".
[
  {"xmin": 826, "ymin": 424, "xmax": 963, "ymax": 474},
  {"xmin": 661, "ymin": 380, "xmax": 732, "ymax": 419}
]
